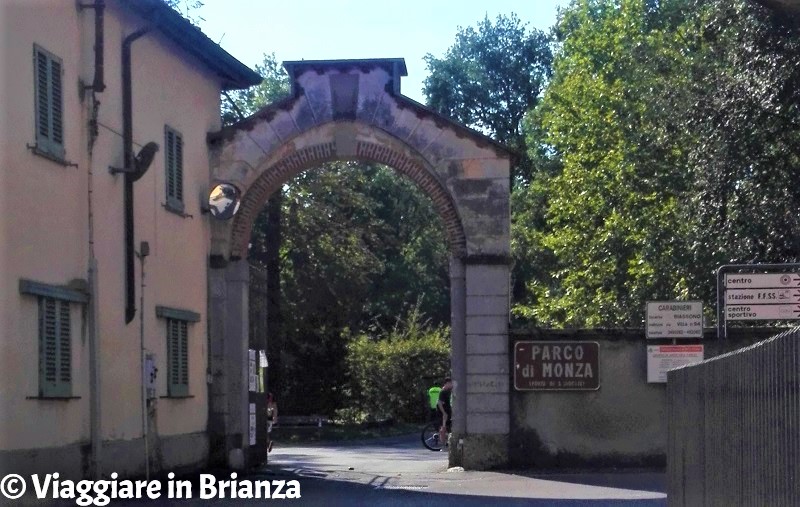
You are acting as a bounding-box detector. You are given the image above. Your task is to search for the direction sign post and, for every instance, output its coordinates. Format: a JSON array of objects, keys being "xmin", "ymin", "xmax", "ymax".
[
  {"xmin": 717, "ymin": 264, "xmax": 800, "ymax": 338},
  {"xmin": 724, "ymin": 273, "xmax": 800, "ymax": 321}
]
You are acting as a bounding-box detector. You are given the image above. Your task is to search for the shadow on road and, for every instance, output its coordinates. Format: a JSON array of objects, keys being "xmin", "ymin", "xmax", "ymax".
[
  {"xmin": 254, "ymin": 434, "xmax": 666, "ymax": 506},
  {"xmin": 254, "ymin": 467, "xmax": 666, "ymax": 506}
]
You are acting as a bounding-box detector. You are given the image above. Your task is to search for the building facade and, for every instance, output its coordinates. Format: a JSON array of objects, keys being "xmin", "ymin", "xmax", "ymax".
[{"xmin": 0, "ymin": 0, "xmax": 259, "ymax": 478}]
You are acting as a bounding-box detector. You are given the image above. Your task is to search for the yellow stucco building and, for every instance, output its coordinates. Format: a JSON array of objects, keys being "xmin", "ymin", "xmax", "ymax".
[{"xmin": 0, "ymin": 0, "xmax": 259, "ymax": 478}]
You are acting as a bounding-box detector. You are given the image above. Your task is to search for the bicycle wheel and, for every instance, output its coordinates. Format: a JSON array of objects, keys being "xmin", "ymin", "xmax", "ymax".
[{"xmin": 421, "ymin": 421, "xmax": 443, "ymax": 451}]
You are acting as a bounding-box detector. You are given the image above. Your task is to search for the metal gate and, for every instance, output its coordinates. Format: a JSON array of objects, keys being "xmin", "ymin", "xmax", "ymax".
[{"xmin": 248, "ymin": 264, "xmax": 269, "ymax": 465}]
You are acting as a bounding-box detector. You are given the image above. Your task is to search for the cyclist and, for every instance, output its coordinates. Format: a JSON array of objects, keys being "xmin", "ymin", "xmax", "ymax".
[
  {"xmin": 427, "ymin": 385, "xmax": 442, "ymax": 421},
  {"xmin": 436, "ymin": 377, "xmax": 453, "ymax": 447}
]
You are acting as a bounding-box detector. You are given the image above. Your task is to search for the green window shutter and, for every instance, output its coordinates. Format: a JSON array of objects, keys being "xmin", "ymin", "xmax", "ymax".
[
  {"xmin": 38, "ymin": 297, "xmax": 71, "ymax": 397},
  {"xmin": 167, "ymin": 319, "xmax": 189, "ymax": 397},
  {"xmin": 175, "ymin": 134, "xmax": 183, "ymax": 202},
  {"xmin": 36, "ymin": 51, "xmax": 50, "ymax": 142},
  {"xmin": 179, "ymin": 320, "xmax": 188, "ymax": 386},
  {"xmin": 164, "ymin": 126, "xmax": 184, "ymax": 213},
  {"xmin": 33, "ymin": 45, "xmax": 64, "ymax": 159},
  {"xmin": 58, "ymin": 300, "xmax": 71, "ymax": 386},
  {"xmin": 165, "ymin": 129, "xmax": 175, "ymax": 198}
]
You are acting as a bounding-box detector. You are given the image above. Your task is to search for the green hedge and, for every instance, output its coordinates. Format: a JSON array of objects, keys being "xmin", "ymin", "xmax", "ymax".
[{"xmin": 343, "ymin": 314, "xmax": 450, "ymax": 423}]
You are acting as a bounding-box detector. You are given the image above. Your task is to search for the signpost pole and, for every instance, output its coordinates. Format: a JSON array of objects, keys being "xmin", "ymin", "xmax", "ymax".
[{"xmin": 717, "ymin": 266, "xmax": 727, "ymax": 340}]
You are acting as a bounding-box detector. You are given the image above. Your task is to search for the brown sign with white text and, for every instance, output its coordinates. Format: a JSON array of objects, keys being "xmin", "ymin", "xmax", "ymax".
[{"xmin": 514, "ymin": 341, "xmax": 600, "ymax": 391}]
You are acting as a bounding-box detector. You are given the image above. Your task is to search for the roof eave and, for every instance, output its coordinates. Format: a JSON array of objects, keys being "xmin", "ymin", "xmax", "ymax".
[{"xmin": 120, "ymin": 0, "xmax": 261, "ymax": 90}]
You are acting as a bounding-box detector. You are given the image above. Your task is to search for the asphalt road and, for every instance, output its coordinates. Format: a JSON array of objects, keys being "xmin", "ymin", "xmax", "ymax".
[
  {"xmin": 252, "ymin": 433, "xmax": 668, "ymax": 506},
  {"xmin": 22, "ymin": 434, "xmax": 666, "ymax": 506}
]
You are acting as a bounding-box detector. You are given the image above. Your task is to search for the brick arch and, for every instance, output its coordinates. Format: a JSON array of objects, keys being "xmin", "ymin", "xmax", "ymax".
[
  {"xmin": 207, "ymin": 59, "xmax": 514, "ymax": 472},
  {"xmin": 228, "ymin": 135, "xmax": 466, "ymax": 260}
]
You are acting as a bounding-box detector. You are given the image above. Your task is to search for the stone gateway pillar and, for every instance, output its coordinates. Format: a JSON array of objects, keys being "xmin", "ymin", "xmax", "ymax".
[
  {"xmin": 208, "ymin": 260, "xmax": 250, "ymax": 469},
  {"xmin": 207, "ymin": 58, "xmax": 512, "ymax": 470},
  {"xmin": 463, "ymin": 260, "xmax": 511, "ymax": 468}
]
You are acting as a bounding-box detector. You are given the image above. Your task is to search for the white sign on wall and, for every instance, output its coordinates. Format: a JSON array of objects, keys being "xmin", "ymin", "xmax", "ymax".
[
  {"xmin": 646, "ymin": 301, "xmax": 703, "ymax": 338},
  {"xmin": 647, "ymin": 345, "xmax": 704, "ymax": 383},
  {"xmin": 248, "ymin": 349, "xmax": 257, "ymax": 392},
  {"xmin": 249, "ymin": 403, "xmax": 256, "ymax": 446}
]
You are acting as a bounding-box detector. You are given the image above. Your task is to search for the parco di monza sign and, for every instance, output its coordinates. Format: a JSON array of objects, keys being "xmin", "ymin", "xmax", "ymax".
[{"xmin": 514, "ymin": 341, "xmax": 600, "ymax": 391}]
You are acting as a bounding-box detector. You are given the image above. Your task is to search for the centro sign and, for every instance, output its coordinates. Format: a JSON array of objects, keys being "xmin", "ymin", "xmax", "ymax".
[{"xmin": 514, "ymin": 341, "xmax": 599, "ymax": 391}]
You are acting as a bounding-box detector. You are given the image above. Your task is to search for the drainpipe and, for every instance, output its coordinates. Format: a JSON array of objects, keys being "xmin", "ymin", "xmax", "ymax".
[
  {"xmin": 122, "ymin": 28, "xmax": 149, "ymax": 324},
  {"xmin": 137, "ymin": 243, "xmax": 150, "ymax": 480},
  {"xmin": 79, "ymin": 0, "xmax": 106, "ymax": 479},
  {"xmin": 79, "ymin": 0, "xmax": 106, "ymax": 94},
  {"xmin": 91, "ymin": 0, "xmax": 106, "ymax": 92},
  {"xmin": 87, "ymin": 136, "xmax": 102, "ymax": 479}
]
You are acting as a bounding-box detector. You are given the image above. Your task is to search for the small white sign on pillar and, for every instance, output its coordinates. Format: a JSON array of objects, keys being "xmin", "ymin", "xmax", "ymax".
[
  {"xmin": 249, "ymin": 403, "xmax": 256, "ymax": 446},
  {"xmin": 248, "ymin": 349, "xmax": 257, "ymax": 392}
]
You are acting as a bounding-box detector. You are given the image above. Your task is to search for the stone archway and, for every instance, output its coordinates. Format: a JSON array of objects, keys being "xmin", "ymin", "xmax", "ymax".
[{"xmin": 206, "ymin": 59, "xmax": 512, "ymax": 470}]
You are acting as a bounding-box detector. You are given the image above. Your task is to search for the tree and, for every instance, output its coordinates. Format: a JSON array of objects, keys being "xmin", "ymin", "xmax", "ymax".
[
  {"xmin": 163, "ymin": 0, "xmax": 204, "ymax": 26},
  {"xmin": 516, "ymin": 0, "xmax": 800, "ymax": 327},
  {"xmin": 222, "ymin": 53, "xmax": 290, "ymax": 125},
  {"xmin": 677, "ymin": 0, "xmax": 800, "ymax": 300},
  {"xmin": 423, "ymin": 13, "xmax": 553, "ymax": 183},
  {"xmin": 424, "ymin": 13, "xmax": 556, "ymax": 320},
  {"xmin": 267, "ymin": 162, "xmax": 450, "ymax": 415},
  {"xmin": 517, "ymin": 0, "xmax": 694, "ymax": 326}
]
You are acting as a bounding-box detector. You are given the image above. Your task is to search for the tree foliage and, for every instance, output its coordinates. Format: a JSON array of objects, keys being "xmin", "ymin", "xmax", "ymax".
[
  {"xmin": 677, "ymin": 0, "xmax": 800, "ymax": 299},
  {"xmin": 424, "ymin": 14, "xmax": 553, "ymax": 183},
  {"xmin": 265, "ymin": 162, "xmax": 450, "ymax": 415},
  {"xmin": 221, "ymin": 53, "xmax": 290, "ymax": 126},
  {"xmin": 514, "ymin": 0, "xmax": 800, "ymax": 327},
  {"xmin": 343, "ymin": 307, "xmax": 450, "ymax": 423},
  {"xmin": 196, "ymin": 1, "xmax": 800, "ymax": 413},
  {"xmin": 515, "ymin": 0, "xmax": 694, "ymax": 326}
]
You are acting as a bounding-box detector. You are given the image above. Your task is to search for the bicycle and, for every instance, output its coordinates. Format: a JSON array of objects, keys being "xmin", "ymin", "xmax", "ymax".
[{"xmin": 421, "ymin": 420, "xmax": 447, "ymax": 451}]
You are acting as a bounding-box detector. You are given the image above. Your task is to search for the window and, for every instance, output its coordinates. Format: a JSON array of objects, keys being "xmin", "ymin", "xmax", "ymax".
[
  {"xmin": 164, "ymin": 126, "xmax": 184, "ymax": 213},
  {"xmin": 20, "ymin": 279, "xmax": 85, "ymax": 399},
  {"xmin": 167, "ymin": 318, "xmax": 189, "ymax": 397},
  {"xmin": 38, "ymin": 297, "xmax": 71, "ymax": 397},
  {"xmin": 156, "ymin": 305, "xmax": 199, "ymax": 397},
  {"xmin": 33, "ymin": 45, "xmax": 65, "ymax": 160}
]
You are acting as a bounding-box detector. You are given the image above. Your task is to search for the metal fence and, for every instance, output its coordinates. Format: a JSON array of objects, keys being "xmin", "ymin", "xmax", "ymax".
[{"xmin": 667, "ymin": 327, "xmax": 800, "ymax": 506}]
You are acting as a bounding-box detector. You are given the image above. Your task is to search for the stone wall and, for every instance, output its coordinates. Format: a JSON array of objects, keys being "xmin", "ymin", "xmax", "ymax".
[{"xmin": 509, "ymin": 328, "xmax": 782, "ymax": 469}]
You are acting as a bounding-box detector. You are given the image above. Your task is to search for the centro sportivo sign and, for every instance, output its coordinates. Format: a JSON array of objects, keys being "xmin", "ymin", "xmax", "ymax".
[{"xmin": 514, "ymin": 341, "xmax": 599, "ymax": 391}]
